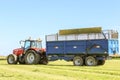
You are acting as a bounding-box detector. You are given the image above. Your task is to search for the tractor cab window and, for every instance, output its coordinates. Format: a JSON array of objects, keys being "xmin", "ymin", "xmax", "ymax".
[
  {"xmin": 24, "ymin": 41, "xmax": 31, "ymax": 49},
  {"xmin": 31, "ymin": 41, "xmax": 42, "ymax": 48},
  {"xmin": 36, "ymin": 41, "xmax": 42, "ymax": 48}
]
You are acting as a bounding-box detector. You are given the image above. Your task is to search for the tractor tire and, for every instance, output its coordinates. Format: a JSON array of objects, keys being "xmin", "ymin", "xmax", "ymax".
[
  {"xmin": 25, "ymin": 50, "xmax": 40, "ymax": 64},
  {"xmin": 7, "ymin": 54, "xmax": 18, "ymax": 64},
  {"xmin": 18, "ymin": 54, "xmax": 25, "ymax": 64},
  {"xmin": 73, "ymin": 56, "xmax": 83, "ymax": 66},
  {"xmin": 98, "ymin": 60, "xmax": 105, "ymax": 65},
  {"xmin": 85, "ymin": 56, "xmax": 97, "ymax": 66}
]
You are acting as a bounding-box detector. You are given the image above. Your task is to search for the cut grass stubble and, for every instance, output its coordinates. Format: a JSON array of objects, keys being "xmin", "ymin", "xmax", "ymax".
[{"xmin": 0, "ymin": 60, "xmax": 120, "ymax": 80}]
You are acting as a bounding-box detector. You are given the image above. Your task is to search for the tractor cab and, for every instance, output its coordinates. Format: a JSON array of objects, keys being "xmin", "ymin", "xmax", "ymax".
[{"xmin": 20, "ymin": 39, "xmax": 42, "ymax": 50}]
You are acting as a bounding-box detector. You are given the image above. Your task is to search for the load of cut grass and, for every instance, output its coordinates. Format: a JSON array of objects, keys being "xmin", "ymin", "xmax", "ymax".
[{"xmin": 59, "ymin": 27, "xmax": 102, "ymax": 35}]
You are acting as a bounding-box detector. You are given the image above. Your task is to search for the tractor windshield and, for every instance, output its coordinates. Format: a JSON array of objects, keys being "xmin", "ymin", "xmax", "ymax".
[{"xmin": 24, "ymin": 41, "xmax": 31, "ymax": 49}]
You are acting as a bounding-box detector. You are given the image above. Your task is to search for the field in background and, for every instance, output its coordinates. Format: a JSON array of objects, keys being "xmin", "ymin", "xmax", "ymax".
[
  {"xmin": 0, "ymin": 56, "xmax": 6, "ymax": 60},
  {"xmin": 0, "ymin": 59, "xmax": 120, "ymax": 80}
]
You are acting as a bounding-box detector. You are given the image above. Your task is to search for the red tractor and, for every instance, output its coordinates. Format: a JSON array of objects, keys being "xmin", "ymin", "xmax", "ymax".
[{"xmin": 7, "ymin": 39, "xmax": 48, "ymax": 64}]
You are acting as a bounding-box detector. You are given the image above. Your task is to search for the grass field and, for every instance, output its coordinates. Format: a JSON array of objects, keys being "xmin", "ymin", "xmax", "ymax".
[{"xmin": 0, "ymin": 59, "xmax": 120, "ymax": 80}]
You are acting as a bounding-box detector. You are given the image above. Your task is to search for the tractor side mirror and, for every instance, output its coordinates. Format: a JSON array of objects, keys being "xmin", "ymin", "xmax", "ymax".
[{"xmin": 19, "ymin": 40, "xmax": 24, "ymax": 48}]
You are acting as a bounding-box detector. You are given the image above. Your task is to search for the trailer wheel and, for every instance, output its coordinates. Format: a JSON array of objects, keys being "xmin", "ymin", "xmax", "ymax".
[
  {"xmin": 85, "ymin": 56, "xmax": 97, "ymax": 66},
  {"xmin": 73, "ymin": 56, "xmax": 83, "ymax": 66},
  {"xmin": 25, "ymin": 50, "xmax": 40, "ymax": 64},
  {"xmin": 98, "ymin": 60, "xmax": 105, "ymax": 65},
  {"xmin": 7, "ymin": 54, "xmax": 18, "ymax": 64}
]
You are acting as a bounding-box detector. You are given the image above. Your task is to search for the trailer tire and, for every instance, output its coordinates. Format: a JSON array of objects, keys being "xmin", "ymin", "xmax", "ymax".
[
  {"xmin": 7, "ymin": 54, "xmax": 18, "ymax": 64},
  {"xmin": 98, "ymin": 60, "xmax": 105, "ymax": 65},
  {"xmin": 85, "ymin": 56, "xmax": 97, "ymax": 66},
  {"xmin": 73, "ymin": 56, "xmax": 83, "ymax": 66},
  {"xmin": 25, "ymin": 50, "xmax": 40, "ymax": 64}
]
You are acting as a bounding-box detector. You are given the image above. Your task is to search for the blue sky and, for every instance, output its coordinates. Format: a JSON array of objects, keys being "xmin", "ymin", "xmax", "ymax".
[{"xmin": 0, "ymin": 0, "xmax": 120, "ymax": 56}]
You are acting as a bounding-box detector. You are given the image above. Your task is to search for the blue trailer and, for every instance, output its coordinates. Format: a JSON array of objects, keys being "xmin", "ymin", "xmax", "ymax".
[{"xmin": 46, "ymin": 29, "xmax": 119, "ymax": 66}]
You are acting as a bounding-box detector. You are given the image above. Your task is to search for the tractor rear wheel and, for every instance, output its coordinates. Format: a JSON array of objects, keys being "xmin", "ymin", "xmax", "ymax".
[
  {"xmin": 7, "ymin": 54, "xmax": 18, "ymax": 64},
  {"xmin": 25, "ymin": 50, "xmax": 40, "ymax": 64}
]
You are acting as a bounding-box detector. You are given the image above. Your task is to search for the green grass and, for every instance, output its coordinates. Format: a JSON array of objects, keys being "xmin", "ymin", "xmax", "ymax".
[{"xmin": 0, "ymin": 60, "xmax": 120, "ymax": 80}]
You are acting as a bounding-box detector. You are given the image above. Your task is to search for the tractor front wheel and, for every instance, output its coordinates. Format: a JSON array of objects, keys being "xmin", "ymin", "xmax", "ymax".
[{"xmin": 7, "ymin": 54, "xmax": 18, "ymax": 64}]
